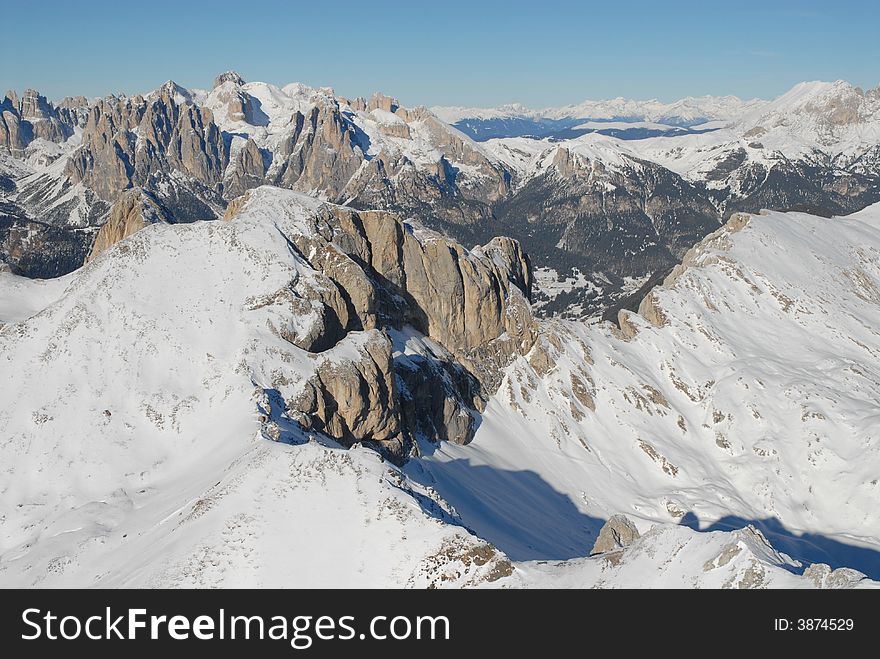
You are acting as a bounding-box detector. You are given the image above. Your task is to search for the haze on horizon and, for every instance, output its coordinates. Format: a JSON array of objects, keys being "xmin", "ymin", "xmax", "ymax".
[{"xmin": 2, "ymin": 0, "xmax": 879, "ymax": 108}]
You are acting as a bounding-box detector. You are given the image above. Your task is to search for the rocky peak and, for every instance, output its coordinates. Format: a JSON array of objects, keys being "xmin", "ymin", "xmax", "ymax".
[
  {"xmin": 367, "ymin": 92, "xmax": 400, "ymax": 113},
  {"xmin": 0, "ymin": 88, "xmax": 76, "ymax": 152},
  {"xmin": 154, "ymin": 80, "xmax": 193, "ymax": 105},
  {"xmin": 272, "ymin": 100, "xmax": 363, "ymax": 199},
  {"xmin": 213, "ymin": 71, "xmax": 246, "ymax": 88},
  {"xmin": 68, "ymin": 88, "xmax": 227, "ymax": 202},
  {"xmin": 209, "ymin": 84, "xmax": 263, "ymax": 125},
  {"xmin": 225, "ymin": 188, "xmax": 537, "ymax": 455},
  {"xmin": 57, "ymin": 95, "xmax": 89, "ymax": 110},
  {"xmin": 19, "ymin": 89, "xmax": 54, "ymax": 120},
  {"xmin": 0, "ymin": 101, "xmax": 26, "ymax": 154},
  {"xmin": 347, "ymin": 96, "xmax": 367, "ymax": 112}
]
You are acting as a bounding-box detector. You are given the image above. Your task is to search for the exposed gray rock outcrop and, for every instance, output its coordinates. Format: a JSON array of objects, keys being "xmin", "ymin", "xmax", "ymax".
[
  {"xmin": 272, "ymin": 100, "xmax": 363, "ymax": 199},
  {"xmin": 303, "ymin": 205, "xmax": 537, "ymax": 383},
  {"xmin": 224, "ymin": 137, "xmax": 267, "ymax": 198},
  {"xmin": 66, "ymin": 86, "xmax": 228, "ymax": 202},
  {"xmin": 0, "ymin": 99, "xmax": 27, "ymax": 154},
  {"xmin": 228, "ymin": 190, "xmax": 537, "ymax": 456},
  {"xmin": 590, "ymin": 514, "xmax": 641, "ymax": 555},
  {"xmin": 289, "ymin": 330, "xmax": 402, "ymax": 448},
  {"xmin": 803, "ymin": 563, "xmax": 867, "ymax": 589},
  {"xmin": 0, "ymin": 89, "xmax": 79, "ymax": 153},
  {"xmin": 367, "ymin": 92, "xmax": 399, "ymax": 113}
]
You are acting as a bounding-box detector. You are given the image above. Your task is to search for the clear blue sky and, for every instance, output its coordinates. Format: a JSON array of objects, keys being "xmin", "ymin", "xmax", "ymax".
[{"xmin": 2, "ymin": 0, "xmax": 878, "ymax": 107}]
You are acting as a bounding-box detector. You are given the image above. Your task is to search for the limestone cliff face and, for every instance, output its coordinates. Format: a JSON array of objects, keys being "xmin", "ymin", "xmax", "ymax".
[
  {"xmin": 66, "ymin": 85, "xmax": 228, "ymax": 202},
  {"xmin": 19, "ymin": 89, "xmax": 69, "ymax": 142},
  {"xmin": 86, "ymin": 188, "xmax": 174, "ymax": 262},
  {"xmin": 0, "ymin": 100, "xmax": 27, "ymax": 154},
  {"xmin": 228, "ymin": 189, "xmax": 537, "ymax": 455},
  {"xmin": 0, "ymin": 89, "xmax": 80, "ymax": 154},
  {"xmin": 290, "ymin": 330, "xmax": 401, "ymax": 444},
  {"xmin": 297, "ymin": 204, "xmax": 536, "ymax": 374},
  {"xmin": 262, "ymin": 90, "xmax": 511, "ymax": 227},
  {"xmin": 272, "ymin": 100, "xmax": 363, "ymax": 199},
  {"xmin": 367, "ymin": 92, "xmax": 399, "ymax": 113},
  {"xmin": 224, "ymin": 137, "xmax": 267, "ymax": 199}
]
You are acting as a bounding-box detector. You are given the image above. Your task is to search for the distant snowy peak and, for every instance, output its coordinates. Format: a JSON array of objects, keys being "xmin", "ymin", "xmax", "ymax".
[
  {"xmin": 747, "ymin": 80, "xmax": 879, "ymax": 121},
  {"xmin": 433, "ymin": 94, "xmax": 767, "ymax": 141},
  {"xmin": 431, "ymin": 103, "xmax": 544, "ymax": 124},
  {"xmin": 433, "ymin": 95, "xmax": 761, "ymax": 125},
  {"xmin": 546, "ymin": 94, "xmax": 764, "ymax": 125},
  {"xmin": 738, "ymin": 80, "xmax": 880, "ymax": 153}
]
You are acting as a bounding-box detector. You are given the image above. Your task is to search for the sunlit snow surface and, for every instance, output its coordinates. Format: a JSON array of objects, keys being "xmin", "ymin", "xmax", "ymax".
[{"xmin": 1, "ymin": 189, "xmax": 878, "ymax": 587}]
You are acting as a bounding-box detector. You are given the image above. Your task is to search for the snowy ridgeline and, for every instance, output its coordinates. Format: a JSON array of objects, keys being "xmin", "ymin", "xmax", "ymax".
[
  {"xmin": 1, "ymin": 188, "xmax": 879, "ymax": 588},
  {"xmin": 5, "ymin": 76, "xmax": 880, "ymax": 324},
  {"xmin": 442, "ymin": 79, "xmax": 880, "ymax": 192}
]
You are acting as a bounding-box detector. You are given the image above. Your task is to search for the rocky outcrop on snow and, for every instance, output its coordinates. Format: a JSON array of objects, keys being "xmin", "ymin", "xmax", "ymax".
[
  {"xmin": 222, "ymin": 188, "xmax": 536, "ymax": 453},
  {"xmin": 590, "ymin": 514, "xmax": 641, "ymax": 555},
  {"xmin": 256, "ymin": 198, "xmax": 534, "ymax": 369},
  {"xmin": 289, "ymin": 330, "xmax": 401, "ymax": 446}
]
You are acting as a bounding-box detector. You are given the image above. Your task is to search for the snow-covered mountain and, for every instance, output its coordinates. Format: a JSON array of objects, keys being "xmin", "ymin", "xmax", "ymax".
[
  {"xmin": 429, "ymin": 206, "xmax": 880, "ymax": 578},
  {"xmin": 2, "ymin": 74, "xmax": 880, "ymax": 321},
  {"xmin": 433, "ymin": 94, "xmax": 766, "ymax": 140},
  {"xmin": 1, "ymin": 186, "xmax": 878, "ymax": 588}
]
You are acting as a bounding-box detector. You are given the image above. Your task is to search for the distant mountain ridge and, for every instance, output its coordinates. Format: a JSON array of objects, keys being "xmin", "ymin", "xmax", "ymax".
[
  {"xmin": 2, "ymin": 74, "xmax": 879, "ymax": 318},
  {"xmin": 432, "ymin": 93, "xmax": 765, "ymax": 140}
]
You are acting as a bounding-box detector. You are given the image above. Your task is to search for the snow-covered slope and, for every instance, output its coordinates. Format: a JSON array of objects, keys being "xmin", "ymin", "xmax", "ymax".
[
  {"xmin": 0, "ymin": 189, "xmax": 517, "ymax": 587},
  {"xmin": 1, "ymin": 189, "xmax": 878, "ymax": 588},
  {"xmin": 473, "ymin": 81, "xmax": 880, "ymax": 177},
  {"xmin": 413, "ymin": 205, "xmax": 880, "ymax": 579},
  {"xmin": 0, "ymin": 271, "xmax": 69, "ymax": 326},
  {"xmin": 521, "ymin": 524, "xmax": 873, "ymax": 589},
  {"xmin": 737, "ymin": 80, "xmax": 880, "ymax": 155}
]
